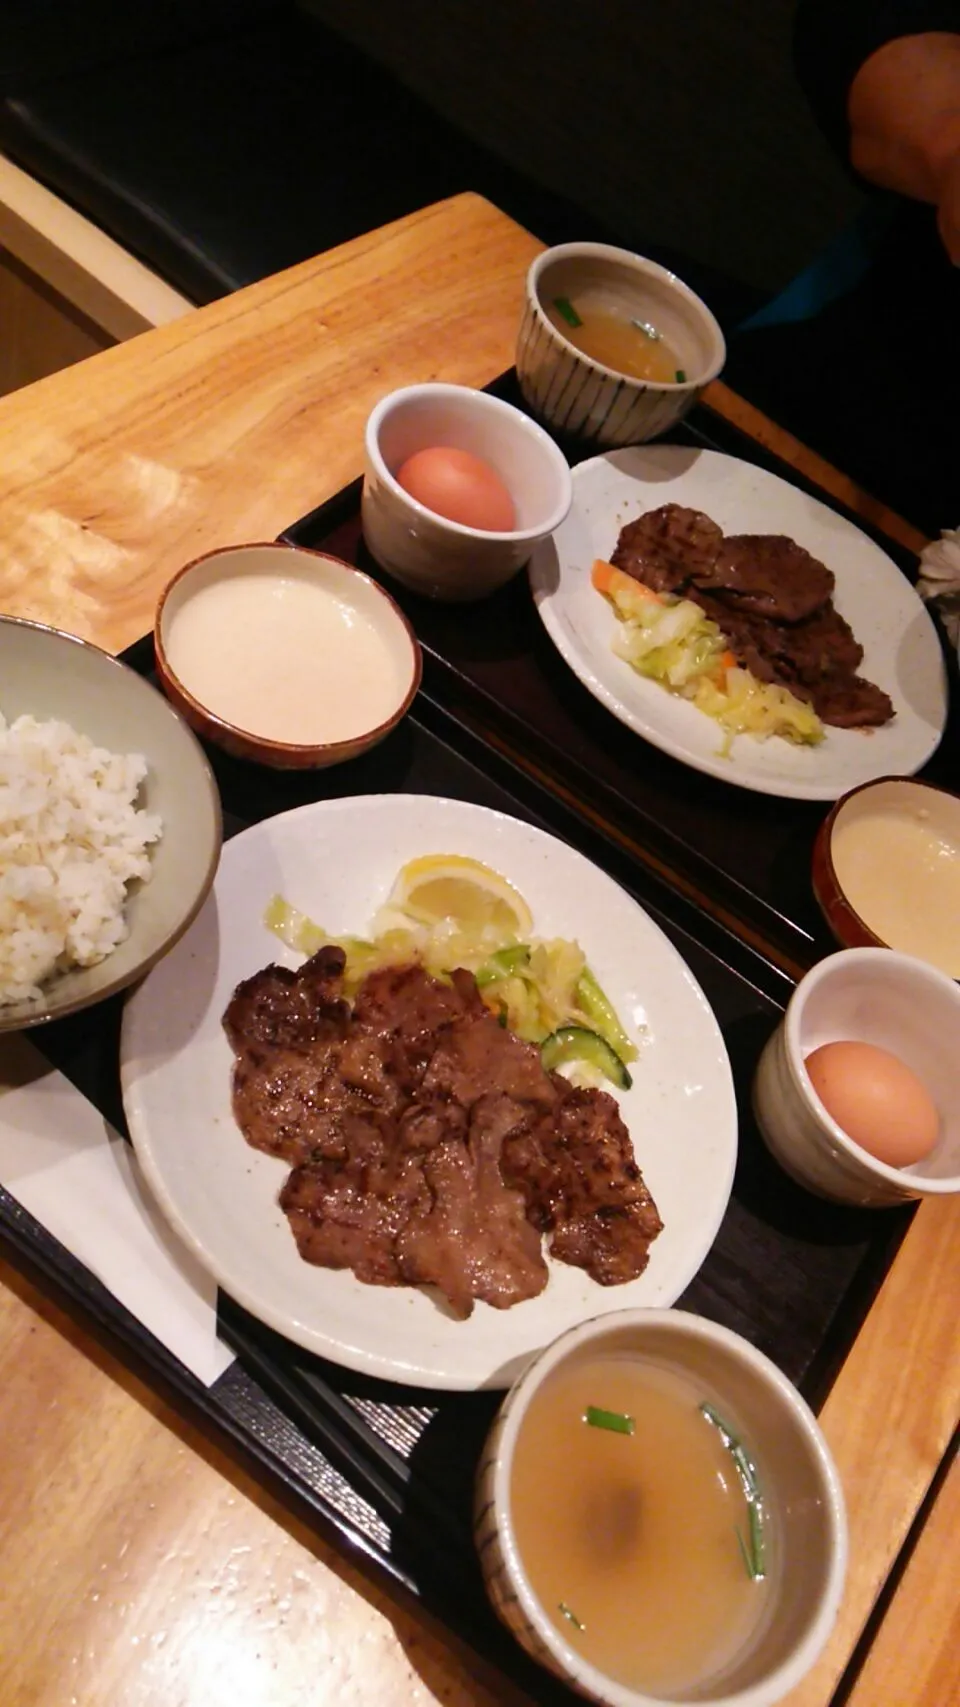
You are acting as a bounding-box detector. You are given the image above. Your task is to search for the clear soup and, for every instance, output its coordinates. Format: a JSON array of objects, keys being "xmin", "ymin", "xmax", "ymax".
[
  {"xmin": 510, "ymin": 1355, "xmax": 771, "ymax": 1695},
  {"xmin": 544, "ymin": 299, "xmax": 684, "ymax": 384}
]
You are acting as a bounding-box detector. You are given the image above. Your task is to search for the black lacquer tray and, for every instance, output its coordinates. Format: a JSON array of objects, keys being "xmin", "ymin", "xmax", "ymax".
[
  {"xmin": 284, "ymin": 377, "xmax": 958, "ymax": 977},
  {"xmin": 2, "ymin": 643, "xmax": 911, "ymax": 1702}
]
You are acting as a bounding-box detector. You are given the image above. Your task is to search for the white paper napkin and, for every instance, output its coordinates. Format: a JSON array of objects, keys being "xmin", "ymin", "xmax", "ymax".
[
  {"xmin": 917, "ymin": 526, "xmax": 960, "ymax": 645},
  {"xmin": 0, "ymin": 1033, "xmax": 234, "ymax": 1387}
]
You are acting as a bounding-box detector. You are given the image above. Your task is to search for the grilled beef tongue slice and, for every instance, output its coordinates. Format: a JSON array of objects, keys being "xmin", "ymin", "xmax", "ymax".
[
  {"xmin": 807, "ymin": 674, "xmax": 895, "ymax": 727},
  {"xmin": 223, "ymin": 943, "xmax": 348, "ymax": 1054},
  {"xmin": 550, "ymin": 1197, "xmax": 665, "ymax": 1286},
  {"xmin": 231, "ymin": 1040, "xmax": 350, "ymax": 1166},
  {"xmin": 693, "ymin": 591, "xmax": 863, "ymax": 685},
  {"xmin": 611, "ymin": 503, "xmax": 724, "ymax": 595},
  {"xmin": 502, "ymin": 1086, "xmax": 663, "ymax": 1285},
  {"xmin": 420, "ymin": 1010, "xmax": 559, "ymax": 1112},
  {"xmin": 224, "ymin": 945, "xmax": 351, "ymax": 1165},
  {"xmin": 395, "ymin": 1092, "xmax": 549, "ymax": 1317},
  {"xmin": 224, "ymin": 956, "xmax": 664, "ymax": 1311},
  {"xmin": 280, "ymin": 1136, "xmax": 428, "ymax": 1286},
  {"xmin": 693, "ymin": 534, "xmax": 835, "ymax": 622},
  {"xmin": 610, "ymin": 506, "xmax": 893, "ymax": 730},
  {"xmin": 351, "ymin": 961, "xmax": 482, "ymax": 1073},
  {"xmin": 684, "ymin": 588, "xmax": 891, "ymax": 727}
]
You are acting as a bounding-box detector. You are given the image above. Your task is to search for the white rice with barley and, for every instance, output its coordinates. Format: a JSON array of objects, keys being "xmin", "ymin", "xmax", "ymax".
[{"xmin": 0, "ymin": 712, "xmax": 163, "ymax": 1005}]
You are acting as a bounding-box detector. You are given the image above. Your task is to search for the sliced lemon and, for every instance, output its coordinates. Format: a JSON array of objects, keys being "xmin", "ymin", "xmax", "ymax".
[{"xmin": 387, "ymin": 853, "xmax": 533, "ymax": 941}]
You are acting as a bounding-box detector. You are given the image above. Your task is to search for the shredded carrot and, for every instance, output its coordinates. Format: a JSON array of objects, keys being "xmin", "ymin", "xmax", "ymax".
[
  {"xmin": 591, "ymin": 560, "xmax": 662, "ymax": 603},
  {"xmin": 705, "ymin": 650, "xmax": 738, "ymax": 688}
]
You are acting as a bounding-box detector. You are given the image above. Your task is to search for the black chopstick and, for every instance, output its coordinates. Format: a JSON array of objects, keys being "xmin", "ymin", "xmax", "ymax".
[{"xmin": 217, "ymin": 1298, "xmax": 475, "ymax": 1564}]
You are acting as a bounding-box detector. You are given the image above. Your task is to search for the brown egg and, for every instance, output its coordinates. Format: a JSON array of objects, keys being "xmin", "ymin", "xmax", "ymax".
[
  {"xmin": 395, "ymin": 446, "xmax": 516, "ymax": 532},
  {"xmin": 804, "ymin": 1040, "xmax": 940, "ymax": 1168}
]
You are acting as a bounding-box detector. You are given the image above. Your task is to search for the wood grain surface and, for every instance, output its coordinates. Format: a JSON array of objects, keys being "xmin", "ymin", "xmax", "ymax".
[
  {"xmin": 0, "ymin": 194, "xmax": 540, "ymax": 652},
  {"xmin": 0, "ymin": 1257, "xmax": 532, "ymax": 1707},
  {"xmin": 781, "ymin": 1193, "xmax": 960, "ymax": 1707},
  {"xmin": 844, "ymin": 1433, "xmax": 960, "ymax": 1707},
  {"xmin": 0, "ymin": 192, "xmax": 955, "ymax": 1707}
]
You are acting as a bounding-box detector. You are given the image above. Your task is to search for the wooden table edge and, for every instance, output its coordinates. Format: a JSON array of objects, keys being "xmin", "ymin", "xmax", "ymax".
[
  {"xmin": 703, "ymin": 380, "xmax": 929, "ymax": 555},
  {"xmin": 779, "ymin": 1191, "xmax": 960, "ymax": 1706},
  {"xmin": 840, "ymin": 1428, "xmax": 960, "ymax": 1707},
  {"xmin": 683, "ymin": 381, "xmax": 955, "ymax": 1707}
]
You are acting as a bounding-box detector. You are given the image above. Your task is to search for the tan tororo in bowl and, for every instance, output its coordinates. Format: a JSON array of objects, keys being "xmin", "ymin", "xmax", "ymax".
[
  {"xmin": 155, "ymin": 542, "xmax": 421, "ymax": 768},
  {"xmin": 811, "ymin": 775, "xmax": 960, "ymax": 979}
]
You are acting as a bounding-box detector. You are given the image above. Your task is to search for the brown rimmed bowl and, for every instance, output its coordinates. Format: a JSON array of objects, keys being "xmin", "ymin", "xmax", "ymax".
[
  {"xmin": 155, "ymin": 542, "xmax": 422, "ymax": 769},
  {"xmin": 812, "ymin": 775, "xmax": 960, "ymax": 978}
]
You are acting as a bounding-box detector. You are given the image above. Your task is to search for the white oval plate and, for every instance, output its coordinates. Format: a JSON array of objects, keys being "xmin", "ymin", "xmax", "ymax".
[
  {"xmin": 121, "ymin": 794, "xmax": 737, "ymax": 1389},
  {"xmin": 528, "ymin": 446, "xmax": 947, "ymax": 801}
]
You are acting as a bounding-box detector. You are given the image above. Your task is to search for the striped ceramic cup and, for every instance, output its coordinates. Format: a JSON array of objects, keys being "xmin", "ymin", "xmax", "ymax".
[
  {"xmin": 475, "ymin": 1308, "xmax": 847, "ymax": 1707},
  {"xmin": 516, "ymin": 242, "xmax": 725, "ymax": 448}
]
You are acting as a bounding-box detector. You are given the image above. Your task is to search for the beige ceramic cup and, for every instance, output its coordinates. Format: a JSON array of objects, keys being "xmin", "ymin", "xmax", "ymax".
[
  {"xmin": 361, "ymin": 382, "xmax": 572, "ymax": 601},
  {"xmin": 476, "ymin": 1308, "xmax": 847, "ymax": 1707},
  {"xmin": 753, "ymin": 947, "xmax": 960, "ymax": 1205},
  {"xmin": 517, "ymin": 241, "xmax": 726, "ymax": 446}
]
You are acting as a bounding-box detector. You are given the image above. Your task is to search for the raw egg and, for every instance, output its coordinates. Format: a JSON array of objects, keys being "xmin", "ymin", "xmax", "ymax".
[
  {"xmin": 804, "ymin": 1040, "xmax": 940, "ymax": 1168},
  {"xmin": 395, "ymin": 446, "xmax": 516, "ymax": 532}
]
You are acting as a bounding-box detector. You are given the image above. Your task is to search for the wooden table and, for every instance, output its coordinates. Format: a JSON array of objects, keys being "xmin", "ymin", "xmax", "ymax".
[{"xmin": 0, "ymin": 192, "xmax": 956, "ymax": 1707}]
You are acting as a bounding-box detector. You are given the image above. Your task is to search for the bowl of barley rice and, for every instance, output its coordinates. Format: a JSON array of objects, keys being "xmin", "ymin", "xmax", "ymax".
[{"xmin": 0, "ymin": 616, "xmax": 221, "ymax": 1032}]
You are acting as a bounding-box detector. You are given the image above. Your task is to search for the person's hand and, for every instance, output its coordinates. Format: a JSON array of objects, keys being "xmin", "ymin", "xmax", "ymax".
[
  {"xmin": 849, "ymin": 32, "xmax": 960, "ymax": 263},
  {"xmin": 933, "ymin": 146, "xmax": 960, "ymax": 263}
]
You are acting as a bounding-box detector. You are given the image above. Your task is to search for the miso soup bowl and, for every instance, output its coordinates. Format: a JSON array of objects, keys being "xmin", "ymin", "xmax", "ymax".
[
  {"xmin": 516, "ymin": 242, "xmax": 726, "ymax": 447},
  {"xmin": 475, "ymin": 1309, "xmax": 847, "ymax": 1707}
]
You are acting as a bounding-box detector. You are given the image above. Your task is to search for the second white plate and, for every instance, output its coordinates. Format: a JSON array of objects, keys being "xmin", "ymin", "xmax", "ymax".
[
  {"xmin": 528, "ymin": 446, "xmax": 947, "ymax": 801},
  {"xmin": 120, "ymin": 794, "xmax": 737, "ymax": 1389}
]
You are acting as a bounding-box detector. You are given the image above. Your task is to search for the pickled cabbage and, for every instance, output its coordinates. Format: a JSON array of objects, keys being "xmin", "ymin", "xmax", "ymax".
[
  {"xmin": 263, "ymin": 898, "xmax": 637, "ymax": 1066},
  {"xmin": 601, "ymin": 576, "xmax": 824, "ymax": 749}
]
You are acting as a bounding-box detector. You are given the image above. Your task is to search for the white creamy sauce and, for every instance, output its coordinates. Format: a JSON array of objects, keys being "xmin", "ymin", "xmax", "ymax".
[
  {"xmin": 167, "ymin": 573, "xmax": 405, "ymax": 743},
  {"xmin": 832, "ymin": 809, "xmax": 960, "ymax": 976}
]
